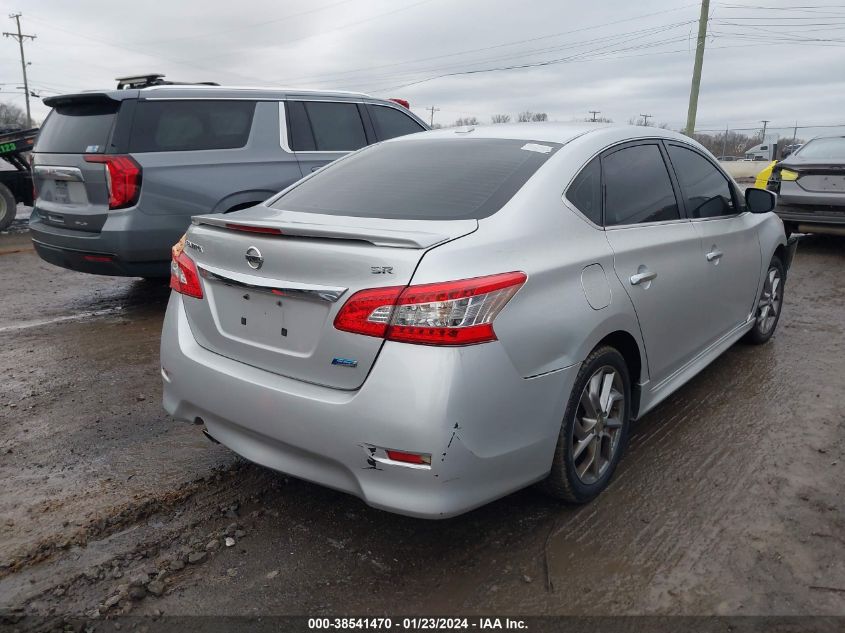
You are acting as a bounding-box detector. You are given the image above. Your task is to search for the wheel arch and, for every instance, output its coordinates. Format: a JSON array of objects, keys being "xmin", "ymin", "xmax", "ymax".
[
  {"xmin": 211, "ymin": 190, "xmax": 278, "ymax": 215},
  {"xmin": 593, "ymin": 330, "xmax": 644, "ymax": 419}
]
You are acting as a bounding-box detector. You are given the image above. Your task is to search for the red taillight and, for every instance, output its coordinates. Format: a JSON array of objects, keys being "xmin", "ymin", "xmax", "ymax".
[
  {"xmin": 84, "ymin": 154, "xmax": 141, "ymax": 209},
  {"xmin": 83, "ymin": 254, "xmax": 113, "ymax": 263},
  {"xmin": 389, "ymin": 98, "xmax": 410, "ymax": 109},
  {"xmin": 170, "ymin": 251, "xmax": 203, "ymax": 299},
  {"xmin": 385, "ymin": 450, "xmax": 431, "ymax": 465},
  {"xmin": 224, "ymin": 223, "xmax": 283, "ymax": 235},
  {"xmin": 334, "ymin": 286, "xmax": 404, "ymax": 338},
  {"xmin": 333, "ymin": 272, "xmax": 526, "ymax": 346}
]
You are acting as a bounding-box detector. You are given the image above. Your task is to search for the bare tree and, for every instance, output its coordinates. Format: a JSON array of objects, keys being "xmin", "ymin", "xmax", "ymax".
[
  {"xmin": 517, "ymin": 111, "xmax": 534, "ymax": 123},
  {"xmin": 491, "ymin": 114, "xmax": 511, "ymax": 124},
  {"xmin": 530, "ymin": 112, "xmax": 548, "ymax": 122},
  {"xmin": 453, "ymin": 116, "xmax": 479, "ymax": 127},
  {"xmin": 0, "ymin": 102, "xmax": 28, "ymax": 130}
]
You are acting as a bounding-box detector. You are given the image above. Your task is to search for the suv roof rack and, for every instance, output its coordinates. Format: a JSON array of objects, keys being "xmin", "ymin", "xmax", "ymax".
[{"xmin": 116, "ymin": 73, "xmax": 219, "ymax": 90}]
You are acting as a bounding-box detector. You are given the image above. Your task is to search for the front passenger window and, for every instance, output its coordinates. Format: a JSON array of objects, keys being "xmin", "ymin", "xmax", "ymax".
[
  {"xmin": 667, "ymin": 145, "xmax": 735, "ymax": 218},
  {"xmin": 603, "ymin": 144, "xmax": 680, "ymax": 226}
]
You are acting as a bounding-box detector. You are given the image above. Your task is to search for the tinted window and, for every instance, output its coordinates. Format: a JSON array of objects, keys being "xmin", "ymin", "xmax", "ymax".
[
  {"xmin": 303, "ymin": 102, "xmax": 367, "ymax": 151},
  {"xmin": 271, "ymin": 138, "xmax": 560, "ymax": 221},
  {"xmin": 369, "ymin": 105, "xmax": 424, "ymax": 141},
  {"xmin": 128, "ymin": 100, "xmax": 255, "ymax": 152},
  {"xmin": 287, "ymin": 101, "xmax": 315, "ymax": 151},
  {"xmin": 667, "ymin": 145, "xmax": 734, "ymax": 218},
  {"xmin": 35, "ymin": 100, "xmax": 119, "ymax": 153},
  {"xmin": 565, "ymin": 157, "xmax": 601, "ymax": 224},
  {"xmin": 603, "ymin": 144, "xmax": 679, "ymax": 226},
  {"xmin": 794, "ymin": 137, "xmax": 845, "ymax": 159}
]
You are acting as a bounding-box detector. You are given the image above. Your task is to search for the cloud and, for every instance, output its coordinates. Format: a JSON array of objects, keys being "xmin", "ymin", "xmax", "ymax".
[{"xmin": 5, "ymin": 0, "xmax": 844, "ymax": 135}]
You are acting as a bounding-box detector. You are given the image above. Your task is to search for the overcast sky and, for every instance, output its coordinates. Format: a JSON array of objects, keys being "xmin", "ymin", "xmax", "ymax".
[{"xmin": 3, "ymin": 0, "xmax": 845, "ymax": 138}]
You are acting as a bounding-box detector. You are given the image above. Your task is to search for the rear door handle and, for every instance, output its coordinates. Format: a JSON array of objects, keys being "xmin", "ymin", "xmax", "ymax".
[
  {"xmin": 706, "ymin": 249, "xmax": 724, "ymax": 262},
  {"xmin": 630, "ymin": 270, "xmax": 657, "ymax": 285}
]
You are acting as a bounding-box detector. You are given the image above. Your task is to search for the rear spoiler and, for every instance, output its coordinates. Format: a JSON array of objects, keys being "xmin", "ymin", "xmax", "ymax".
[
  {"xmin": 43, "ymin": 92, "xmax": 124, "ymax": 108},
  {"xmin": 192, "ymin": 213, "xmax": 477, "ymax": 249}
]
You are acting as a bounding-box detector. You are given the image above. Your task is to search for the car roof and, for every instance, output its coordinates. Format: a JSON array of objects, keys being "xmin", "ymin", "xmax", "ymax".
[
  {"xmin": 43, "ymin": 85, "xmax": 384, "ymax": 107},
  {"xmin": 388, "ymin": 122, "xmax": 695, "ymax": 147}
]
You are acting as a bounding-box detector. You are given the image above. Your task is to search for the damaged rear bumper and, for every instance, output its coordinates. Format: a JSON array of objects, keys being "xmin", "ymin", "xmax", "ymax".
[{"xmin": 161, "ymin": 294, "xmax": 577, "ymax": 518}]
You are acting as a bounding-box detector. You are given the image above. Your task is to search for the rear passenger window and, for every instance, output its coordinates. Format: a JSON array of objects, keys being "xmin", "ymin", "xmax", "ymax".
[
  {"xmin": 667, "ymin": 145, "xmax": 735, "ymax": 218},
  {"xmin": 603, "ymin": 144, "xmax": 679, "ymax": 226},
  {"xmin": 565, "ymin": 157, "xmax": 602, "ymax": 225},
  {"xmin": 129, "ymin": 100, "xmax": 255, "ymax": 152},
  {"xmin": 303, "ymin": 102, "xmax": 367, "ymax": 151},
  {"xmin": 369, "ymin": 105, "xmax": 424, "ymax": 141}
]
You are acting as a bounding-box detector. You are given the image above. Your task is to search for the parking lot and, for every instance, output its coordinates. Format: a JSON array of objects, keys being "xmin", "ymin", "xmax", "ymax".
[{"xmin": 0, "ymin": 208, "xmax": 843, "ymax": 619}]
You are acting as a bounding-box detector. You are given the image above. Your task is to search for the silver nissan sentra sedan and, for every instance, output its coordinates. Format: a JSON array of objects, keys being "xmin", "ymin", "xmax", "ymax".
[{"xmin": 161, "ymin": 123, "xmax": 794, "ymax": 518}]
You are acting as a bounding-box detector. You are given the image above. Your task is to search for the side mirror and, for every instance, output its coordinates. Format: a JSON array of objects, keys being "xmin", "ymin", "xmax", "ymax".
[{"xmin": 745, "ymin": 188, "xmax": 776, "ymax": 214}]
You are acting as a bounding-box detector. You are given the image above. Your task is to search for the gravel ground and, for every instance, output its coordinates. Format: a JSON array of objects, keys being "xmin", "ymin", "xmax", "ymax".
[{"xmin": 0, "ymin": 209, "xmax": 842, "ymax": 623}]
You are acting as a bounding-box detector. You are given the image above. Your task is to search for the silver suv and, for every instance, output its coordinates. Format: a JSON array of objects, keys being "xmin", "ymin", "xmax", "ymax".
[{"xmin": 29, "ymin": 80, "xmax": 427, "ymax": 277}]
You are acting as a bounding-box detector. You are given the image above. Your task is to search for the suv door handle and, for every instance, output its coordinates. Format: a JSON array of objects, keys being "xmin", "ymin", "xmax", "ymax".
[
  {"xmin": 706, "ymin": 249, "xmax": 724, "ymax": 262},
  {"xmin": 630, "ymin": 270, "xmax": 657, "ymax": 285}
]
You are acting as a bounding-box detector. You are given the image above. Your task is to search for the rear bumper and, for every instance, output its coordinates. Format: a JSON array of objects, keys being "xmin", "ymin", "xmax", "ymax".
[
  {"xmin": 29, "ymin": 208, "xmax": 190, "ymax": 277},
  {"xmin": 161, "ymin": 294, "xmax": 576, "ymax": 518},
  {"xmin": 776, "ymin": 203, "xmax": 845, "ymax": 226}
]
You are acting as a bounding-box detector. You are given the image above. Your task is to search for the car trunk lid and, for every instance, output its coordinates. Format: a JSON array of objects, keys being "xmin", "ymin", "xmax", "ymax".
[{"xmin": 180, "ymin": 209, "xmax": 477, "ymax": 389}]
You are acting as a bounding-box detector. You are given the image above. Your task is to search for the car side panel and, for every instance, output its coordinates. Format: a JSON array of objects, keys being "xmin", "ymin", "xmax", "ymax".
[{"xmin": 406, "ymin": 158, "xmax": 648, "ymax": 385}]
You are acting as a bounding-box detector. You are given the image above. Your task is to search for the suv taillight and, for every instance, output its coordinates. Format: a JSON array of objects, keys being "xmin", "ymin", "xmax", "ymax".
[
  {"xmin": 170, "ymin": 250, "xmax": 203, "ymax": 299},
  {"xmin": 84, "ymin": 154, "xmax": 141, "ymax": 209},
  {"xmin": 334, "ymin": 272, "xmax": 526, "ymax": 346}
]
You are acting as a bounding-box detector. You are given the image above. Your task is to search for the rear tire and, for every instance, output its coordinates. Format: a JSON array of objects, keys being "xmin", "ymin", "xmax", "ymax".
[
  {"xmin": 541, "ymin": 346, "xmax": 632, "ymax": 504},
  {"xmin": 0, "ymin": 183, "xmax": 15, "ymax": 232},
  {"xmin": 743, "ymin": 256, "xmax": 785, "ymax": 345}
]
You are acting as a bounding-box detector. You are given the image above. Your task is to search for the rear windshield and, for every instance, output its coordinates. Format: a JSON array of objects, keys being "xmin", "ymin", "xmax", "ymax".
[
  {"xmin": 270, "ymin": 138, "xmax": 561, "ymax": 220},
  {"xmin": 34, "ymin": 100, "xmax": 119, "ymax": 154},
  {"xmin": 129, "ymin": 100, "xmax": 256, "ymax": 152},
  {"xmin": 794, "ymin": 137, "xmax": 845, "ymax": 160}
]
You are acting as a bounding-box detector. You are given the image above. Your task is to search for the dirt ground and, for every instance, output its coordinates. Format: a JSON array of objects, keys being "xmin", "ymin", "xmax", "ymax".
[{"xmin": 0, "ymin": 209, "xmax": 843, "ymax": 622}]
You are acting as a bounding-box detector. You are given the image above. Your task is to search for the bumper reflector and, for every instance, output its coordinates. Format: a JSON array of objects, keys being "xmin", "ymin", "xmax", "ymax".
[{"xmin": 385, "ymin": 450, "xmax": 432, "ymax": 465}]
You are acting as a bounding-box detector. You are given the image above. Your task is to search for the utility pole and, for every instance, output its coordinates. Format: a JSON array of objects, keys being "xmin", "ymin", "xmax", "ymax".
[
  {"xmin": 721, "ymin": 124, "xmax": 729, "ymax": 158},
  {"xmin": 425, "ymin": 106, "xmax": 440, "ymax": 127},
  {"xmin": 3, "ymin": 13, "xmax": 36, "ymax": 128},
  {"xmin": 760, "ymin": 119, "xmax": 769, "ymax": 141},
  {"xmin": 684, "ymin": 0, "xmax": 710, "ymax": 136},
  {"xmin": 589, "ymin": 110, "xmax": 600, "ymax": 122},
  {"xmin": 791, "ymin": 120, "xmax": 798, "ymax": 146},
  {"xmin": 639, "ymin": 113, "xmax": 652, "ymax": 126}
]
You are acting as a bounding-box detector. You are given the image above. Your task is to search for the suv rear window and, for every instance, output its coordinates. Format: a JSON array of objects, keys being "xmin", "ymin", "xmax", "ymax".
[
  {"xmin": 271, "ymin": 138, "xmax": 560, "ymax": 221},
  {"xmin": 128, "ymin": 100, "xmax": 256, "ymax": 152},
  {"xmin": 369, "ymin": 104, "xmax": 425, "ymax": 141},
  {"xmin": 35, "ymin": 99, "xmax": 119, "ymax": 154}
]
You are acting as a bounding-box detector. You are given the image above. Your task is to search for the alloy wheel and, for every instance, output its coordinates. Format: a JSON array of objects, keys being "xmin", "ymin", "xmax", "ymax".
[
  {"xmin": 756, "ymin": 266, "xmax": 782, "ymax": 335},
  {"xmin": 571, "ymin": 365, "xmax": 625, "ymax": 485}
]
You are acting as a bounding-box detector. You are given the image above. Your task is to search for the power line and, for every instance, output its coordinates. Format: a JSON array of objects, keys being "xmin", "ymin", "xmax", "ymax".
[
  {"xmin": 273, "ymin": 4, "xmax": 700, "ymax": 85},
  {"xmin": 345, "ymin": 22, "xmax": 694, "ymax": 91},
  {"xmin": 3, "ymin": 13, "xmax": 36, "ymax": 128},
  {"xmin": 425, "ymin": 106, "xmax": 440, "ymax": 127}
]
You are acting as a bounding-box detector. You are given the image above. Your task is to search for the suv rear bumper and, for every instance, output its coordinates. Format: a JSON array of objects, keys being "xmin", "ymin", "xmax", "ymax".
[
  {"xmin": 29, "ymin": 209, "xmax": 190, "ymax": 277},
  {"xmin": 161, "ymin": 293, "xmax": 576, "ymax": 518}
]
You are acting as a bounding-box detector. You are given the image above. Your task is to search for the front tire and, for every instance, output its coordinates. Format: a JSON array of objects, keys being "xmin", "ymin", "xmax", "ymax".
[
  {"xmin": 743, "ymin": 256, "xmax": 785, "ymax": 345},
  {"xmin": 541, "ymin": 346, "xmax": 632, "ymax": 504}
]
